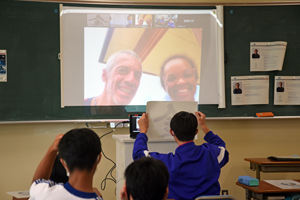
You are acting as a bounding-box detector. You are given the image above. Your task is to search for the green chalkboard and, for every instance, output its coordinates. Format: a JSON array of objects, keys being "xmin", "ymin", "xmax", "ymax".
[
  {"xmin": 200, "ymin": 5, "xmax": 300, "ymax": 117},
  {"xmin": 219, "ymin": 5, "xmax": 300, "ymax": 117},
  {"xmin": 0, "ymin": 1, "xmax": 299, "ymax": 122}
]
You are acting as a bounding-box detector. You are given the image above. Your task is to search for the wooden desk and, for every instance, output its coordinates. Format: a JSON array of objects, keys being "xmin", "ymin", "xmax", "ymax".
[
  {"xmin": 245, "ymin": 158, "xmax": 300, "ymax": 180},
  {"xmin": 236, "ymin": 180, "xmax": 300, "ymax": 200}
]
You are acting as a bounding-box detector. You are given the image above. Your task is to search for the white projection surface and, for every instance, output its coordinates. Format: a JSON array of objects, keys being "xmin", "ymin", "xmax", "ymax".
[{"xmin": 60, "ymin": 6, "xmax": 224, "ymax": 108}]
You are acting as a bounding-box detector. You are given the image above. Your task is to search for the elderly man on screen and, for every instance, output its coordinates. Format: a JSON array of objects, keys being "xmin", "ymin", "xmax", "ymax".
[{"xmin": 85, "ymin": 50, "xmax": 142, "ymax": 106}]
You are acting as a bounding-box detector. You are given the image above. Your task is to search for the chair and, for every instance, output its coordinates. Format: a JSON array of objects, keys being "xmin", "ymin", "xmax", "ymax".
[{"xmin": 195, "ymin": 195, "xmax": 237, "ymax": 200}]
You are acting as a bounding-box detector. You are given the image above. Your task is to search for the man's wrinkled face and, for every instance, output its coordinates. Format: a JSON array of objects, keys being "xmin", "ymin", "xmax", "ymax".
[{"xmin": 103, "ymin": 54, "xmax": 142, "ymax": 105}]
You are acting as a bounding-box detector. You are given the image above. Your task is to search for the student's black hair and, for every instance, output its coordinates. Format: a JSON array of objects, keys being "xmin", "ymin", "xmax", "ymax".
[
  {"xmin": 58, "ymin": 128, "xmax": 101, "ymax": 173},
  {"xmin": 50, "ymin": 155, "xmax": 69, "ymax": 184},
  {"xmin": 170, "ymin": 111, "xmax": 198, "ymax": 142},
  {"xmin": 125, "ymin": 157, "xmax": 169, "ymax": 200}
]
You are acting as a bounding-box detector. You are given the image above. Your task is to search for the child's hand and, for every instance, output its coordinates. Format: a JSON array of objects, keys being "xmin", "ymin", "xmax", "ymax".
[
  {"xmin": 195, "ymin": 111, "xmax": 205, "ymax": 125},
  {"xmin": 195, "ymin": 111, "xmax": 210, "ymax": 134},
  {"xmin": 50, "ymin": 134, "xmax": 63, "ymax": 152},
  {"xmin": 138, "ymin": 113, "xmax": 149, "ymax": 134}
]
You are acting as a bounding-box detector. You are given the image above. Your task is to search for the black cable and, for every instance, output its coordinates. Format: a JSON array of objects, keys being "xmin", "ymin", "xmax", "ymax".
[
  {"xmin": 109, "ymin": 165, "xmax": 116, "ymax": 182},
  {"xmin": 99, "ymin": 121, "xmax": 125, "ymax": 192}
]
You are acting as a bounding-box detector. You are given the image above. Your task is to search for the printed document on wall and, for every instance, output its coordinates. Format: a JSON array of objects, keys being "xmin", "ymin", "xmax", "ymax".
[
  {"xmin": 250, "ymin": 41, "xmax": 287, "ymax": 72},
  {"xmin": 274, "ymin": 76, "xmax": 300, "ymax": 105},
  {"xmin": 0, "ymin": 50, "xmax": 7, "ymax": 82},
  {"xmin": 231, "ymin": 76, "xmax": 269, "ymax": 105}
]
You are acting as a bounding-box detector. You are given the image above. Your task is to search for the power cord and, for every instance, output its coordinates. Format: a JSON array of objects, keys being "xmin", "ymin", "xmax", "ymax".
[{"xmin": 99, "ymin": 121, "xmax": 129, "ymax": 192}]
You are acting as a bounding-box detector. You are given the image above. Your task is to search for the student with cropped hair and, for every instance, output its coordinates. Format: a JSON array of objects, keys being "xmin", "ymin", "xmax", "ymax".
[
  {"xmin": 29, "ymin": 128, "xmax": 103, "ymax": 200},
  {"xmin": 133, "ymin": 111, "xmax": 229, "ymax": 200},
  {"xmin": 120, "ymin": 157, "xmax": 169, "ymax": 200}
]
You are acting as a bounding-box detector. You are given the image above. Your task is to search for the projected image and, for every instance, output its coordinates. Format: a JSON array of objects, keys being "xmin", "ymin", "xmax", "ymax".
[
  {"xmin": 160, "ymin": 55, "xmax": 199, "ymax": 101},
  {"xmin": 109, "ymin": 14, "xmax": 134, "ymax": 28},
  {"xmin": 87, "ymin": 14, "xmax": 110, "ymax": 27},
  {"xmin": 84, "ymin": 28, "xmax": 202, "ymax": 106},
  {"xmin": 61, "ymin": 7, "xmax": 221, "ymax": 107},
  {"xmin": 135, "ymin": 14, "xmax": 153, "ymax": 28},
  {"xmin": 155, "ymin": 14, "xmax": 178, "ymax": 28}
]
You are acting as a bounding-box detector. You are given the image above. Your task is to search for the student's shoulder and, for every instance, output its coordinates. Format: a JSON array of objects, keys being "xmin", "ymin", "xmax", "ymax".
[
  {"xmin": 33, "ymin": 178, "xmax": 59, "ymax": 186},
  {"xmin": 31, "ymin": 179, "xmax": 64, "ymax": 190},
  {"xmin": 30, "ymin": 179, "xmax": 64, "ymax": 198}
]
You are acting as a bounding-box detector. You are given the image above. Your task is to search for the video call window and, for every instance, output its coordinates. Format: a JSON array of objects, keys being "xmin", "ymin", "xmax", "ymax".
[{"xmin": 61, "ymin": 7, "xmax": 221, "ymax": 107}]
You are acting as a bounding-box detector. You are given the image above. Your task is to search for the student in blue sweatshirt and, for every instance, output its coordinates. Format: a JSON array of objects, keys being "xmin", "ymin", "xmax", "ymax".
[{"xmin": 133, "ymin": 111, "xmax": 229, "ymax": 200}]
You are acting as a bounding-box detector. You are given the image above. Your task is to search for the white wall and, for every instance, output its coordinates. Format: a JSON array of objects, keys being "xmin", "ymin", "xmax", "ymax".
[{"xmin": 1, "ymin": 118, "xmax": 300, "ymax": 200}]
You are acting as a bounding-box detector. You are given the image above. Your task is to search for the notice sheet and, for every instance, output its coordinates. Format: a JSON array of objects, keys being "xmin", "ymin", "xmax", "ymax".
[
  {"xmin": 274, "ymin": 76, "xmax": 300, "ymax": 105},
  {"xmin": 250, "ymin": 41, "xmax": 287, "ymax": 72},
  {"xmin": 231, "ymin": 76, "xmax": 269, "ymax": 105}
]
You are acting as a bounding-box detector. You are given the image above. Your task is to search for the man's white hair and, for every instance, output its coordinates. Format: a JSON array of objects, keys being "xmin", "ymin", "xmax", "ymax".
[{"xmin": 105, "ymin": 50, "xmax": 142, "ymax": 73}]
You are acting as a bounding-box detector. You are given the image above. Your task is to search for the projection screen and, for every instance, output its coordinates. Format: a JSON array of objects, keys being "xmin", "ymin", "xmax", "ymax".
[{"xmin": 60, "ymin": 5, "xmax": 224, "ymax": 109}]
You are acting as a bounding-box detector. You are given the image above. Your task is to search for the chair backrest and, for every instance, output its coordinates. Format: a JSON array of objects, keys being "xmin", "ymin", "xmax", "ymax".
[{"xmin": 195, "ymin": 195, "xmax": 237, "ymax": 200}]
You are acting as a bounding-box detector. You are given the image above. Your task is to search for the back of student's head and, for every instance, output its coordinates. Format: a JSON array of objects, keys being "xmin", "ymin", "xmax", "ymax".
[
  {"xmin": 50, "ymin": 155, "xmax": 69, "ymax": 184},
  {"xmin": 58, "ymin": 128, "xmax": 101, "ymax": 173},
  {"xmin": 170, "ymin": 111, "xmax": 198, "ymax": 142},
  {"xmin": 125, "ymin": 157, "xmax": 169, "ymax": 200}
]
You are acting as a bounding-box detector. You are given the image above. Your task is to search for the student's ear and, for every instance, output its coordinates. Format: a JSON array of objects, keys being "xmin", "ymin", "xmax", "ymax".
[
  {"xmin": 169, "ymin": 129, "xmax": 174, "ymax": 136},
  {"xmin": 120, "ymin": 182, "xmax": 128, "ymax": 200},
  {"xmin": 162, "ymin": 187, "xmax": 169, "ymax": 200},
  {"xmin": 102, "ymin": 69, "xmax": 107, "ymax": 82},
  {"xmin": 97, "ymin": 153, "xmax": 102, "ymax": 164},
  {"xmin": 60, "ymin": 158, "xmax": 70, "ymax": 177},
  {"xmin": 60, "ymin": 158, "xmax": 67, "ymax": 169},
  {"xmin": 195, "ymin": 129, "xmax": 198, "ymax": 135}
]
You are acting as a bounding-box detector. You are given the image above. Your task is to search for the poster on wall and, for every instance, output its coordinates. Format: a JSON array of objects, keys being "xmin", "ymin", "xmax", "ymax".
[
  {"xmin": 0, "ymin": 50, "xmax": 7, "ymax": 82},
  {"xmin": 231, "ymin": 75, "xmax": 269, "ymax": 105},
  {"xmin": 274, "ymin": 76, "xmax": 300, "ymax": 105},
  {"xmin": 250, "ymin": 41, "xmax": 287, "ymax": 72}
]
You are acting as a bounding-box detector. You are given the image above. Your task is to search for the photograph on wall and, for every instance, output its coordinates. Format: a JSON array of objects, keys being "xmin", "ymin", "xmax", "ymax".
[{"xmin": 0, "ymin": 50, "xmax": 7, "ymax": 82}]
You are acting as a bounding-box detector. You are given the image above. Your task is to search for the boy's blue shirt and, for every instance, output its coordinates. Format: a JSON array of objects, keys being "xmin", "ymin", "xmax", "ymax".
[{"xmin": 132, "ymin": 131, "xmax": 229, "ymax": 200}]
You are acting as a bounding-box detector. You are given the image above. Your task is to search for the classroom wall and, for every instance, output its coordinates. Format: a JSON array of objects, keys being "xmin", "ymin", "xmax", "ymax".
[
  {"xmin": 1, "ymin": 1, "xmax": 300, "ymax": 199},
  {"xmin": 1, "ymin": 118, "xmax": 300, "ymax": 200}
]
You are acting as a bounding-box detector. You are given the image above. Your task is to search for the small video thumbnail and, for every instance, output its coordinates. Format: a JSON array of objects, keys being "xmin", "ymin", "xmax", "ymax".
[
  {"xmin": 87, "ymin": 14, "xmax": 110, "ymax": 27},
  {"xmin": 155, "ymin": 14, "xmax": 177, "ymax": 28},
  {"xmin": 134, "ymin": 14, "xmax": 153, "ymax": 28}
]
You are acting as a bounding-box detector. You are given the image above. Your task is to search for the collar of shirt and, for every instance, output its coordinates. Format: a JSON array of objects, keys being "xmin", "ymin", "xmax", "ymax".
[{"xmin": 177, "ymin": 141, "xmax": 194, "ymax": 148}]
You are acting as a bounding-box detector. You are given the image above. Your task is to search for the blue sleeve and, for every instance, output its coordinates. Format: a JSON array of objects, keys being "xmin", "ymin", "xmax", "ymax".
[
  {"xmin": 132, "ymin": 133, "xmax": 172, "ymax": 163},
  {"xmin": 204, "ymin": 131, "xmax": 229, "ymax": 168},
  {"xmin": 204, "ymin": 131, "xmax": 226, "ymax": 148},
  {"xmin": 132, "ymin": 133, "xmax": 149, "ymax": 160}
]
